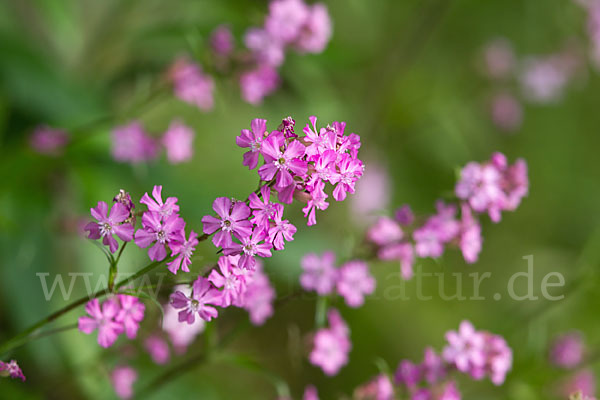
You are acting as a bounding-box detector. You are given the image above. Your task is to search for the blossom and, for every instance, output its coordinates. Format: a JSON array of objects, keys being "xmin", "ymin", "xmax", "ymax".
[
  {"xmin": 209, "ymin": 256, "xmax": 245, "ymax": 307},
  {"xmin": 242, "ymin": 262, "xmax": 276, "ymax": 325},
  {"xmin": 167, "ymin": 230, "xmax": 199, "ymax": 274},
  {"xmin": 162, "ymin": 286, "xmax": 205, "ymax": 352},
  {"xmin": 244, "ymin": 28, "xmax": 285, "ymax": 67},
  {"xmin": 134, "ymin": 212, "xmax": 185, "ymax": 261},
  {"xmin": 113, "ymin": 189, "xmax": 135, "ymax": 218},
  {"xmin": 443, "ymin": 321, "xmax": 486, "ymax": 376},
  {"xmin": 29, "ymin": 126, "xmax": 69, "ymax": 155},
  {"xmin": 170, "ymin": 58, "xmax": 215, "ymax": 111},
  {"xmin": 258, "ymin": 135, "xmax": 307, "ymax": 197},
  {"xmin": 111, "ymin": 122, "xmax": 158, "ymax": 163},
  {"xmin": 111, "ymin": 366, "xmax": 137, "ymax": 399},
  {"xmin": 459, "ymin": 204, "xmax": 482, "ymax": 264},
  {"xmin": 303, "ymin": 385, "xmax": 319, "ymax": 400},
  {"xmin": 336, "ymin": 260, "xmax": 375, "ymax": 307},
  {"xmin": 249, "ymin": 185, "xmax": 283, "ymax": 230},
  {"xmin": 413, "ymin": 201, "xmax": 460, "ymax": 258},
  {"xmin": 140, "ymin": 185, "xmax": 180, "ymax": 219},
  {"xmin": 561, "ymin": 370, "xmax": 597, "ymax": 399},
  {"xmin": 490, "ymin": 92, "xmax": 523, "ymax": 133},
  {"xmin": 84, "ymin": 201, "xmax": 134, "ymax": 253},
  {"xmin": 330, "ymin": 153, "xmax": 364, "ymax": 201},
  {"xmin": 438, "ymin": 381, "xmax": 461, "ymax": 400},
  {"xmin": 144, "ymin": 336, "xmax": 170, "ymax": 365},
  {"xmin": 519, "ymin": 53, "xmax": 575, "ymax": 104},
  {"xmin": 550, "ymin": 332, "xmax": 585, "ymax": 369},
  {"xmin": 395, "ymin": 360, "xmax": 421, "ymax": 387},
  {"xmin": 303, "ymin": 180, "xmax": 329, "ymax": 226},
  {"xmin": 162, "ymin": 120, "xmax": 195, "ymax": 163},
  {"xmin": 240, "ymin": 64, "xmax": 280, "ymax": 105},
  {"xmin": 210, "ymin": 25, "xmax": 234, "ymax": 56},
  {"xmin": 300, "ymin": 251, "xmax": 337, "ymax": 295},
  {"xmin": 265, "ymin": 0, "xmax": 309, "ymax": 44},
  {"xmin": 0, "ymin": 360, "xmax": 25, "ymax": 381},
  {"xmin": 481, "ymin": 38, "xmax": 515, "ymax": 80},
  {"xmin": 201, "ymin": 197, "xmax": 252, "ymax": 247},
  {"xmin": 170, "ymin": 277, "xmax": 221, "ymax": 323},
  {"xmin": 78, "ymin": 298, "xmax": 124, "ymax": 348},
  {"xmin": 224, "ymin": 227, "xmax": 273, "ymax": 269},
  {"xmin": 268, "ymin": 207, "xmax": 297, "ymax": 250},
  {"xmin": 354, "ymin": 374, "xmax": 394, "ymax": 400},
  {"xmin": 367, "ymin": 217, "xmax": 403, "ymax": 246},
  {"xmin": 309, "ymin": 308, "xmax": 351, "ymax": 375},
  {"xmin": 351, "ymin": 162, "xmax": 391, "ymax": 223},
  {"xmin": 294, "ymin": 3, "xmax": 332, "ymax": 54},
  {"xmin": 395, "ymin": 204, "xmax": 415, "ymax": 226},
  {"xmin": 236, "ymin": 118, "xmax": 271, "ymax": 170},
  {"xmin": 422, "ymin": 347, "xmax": 446, "ymax": 384},
  {"xmin": 115, "ymin": 295, "xmax": 145, "ymax": 339},
  {"xmin": 378, "ymin": 242, "xmax": 415, "ymax": 280}
]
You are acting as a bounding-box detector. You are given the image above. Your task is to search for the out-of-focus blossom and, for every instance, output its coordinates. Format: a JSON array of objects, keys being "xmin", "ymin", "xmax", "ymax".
[
  {"xmin": 351, "ymin": 162, "xmax": 391, "ymax": 223},
  {"xmin": 245, "ymin": 28, "xmax": 285, "ymax": 67},
  {"xmin": 0, "ymin": 360, "xmax": 25, "ymax": 381},
  {"xmin": 354, "ymin": 374, "xmax": 394, "ymax": 400},
  {"xmin": 111, "ymin": 366, "xmax": 137, "ymax": 399},
  {"xmin": 78, "ymin": 298, "xmax": 123, "ymax": 348},
  {"xmin": 211, "ymin": 25, "xmax": 234, "ymax": 56},
  {"xmin": 162, "ymin": 286, "xmax": 205, "ymax": 352},
  {"xmin": 481, "ymin": 38, "xmax": 515, "ymax": 80},
  {"xmin": 519, "ymin": 51, "xmax": 580, "ymax": 104},
  {"xmin": 395, "ymin": 204, "xmax": 415, "ymax": 226},
  {"xmin": 336, "ymin": 260, "xmax": 375, "ymax": 308},
  {"xmin": 294, "ymin": 3, "xmax": 332, "ymax": 54},
  {"xmin": 170, "ymin": 58, "xmax": 215, "ymax": 111},
  {"xmin": 240, "ymin": 64, "xmax": 280, "ymax": 105},
  {"xmin": 300, "ymin": 251, "xmax": 338, "ymax": 295},
  {"xmin": 309, "ymin": 308, "xmax": 351, "ymax": 375},
  {"xmin": 111, "ymin": 122, "xmax": 158, "ymax": 163},
  {"xmin": 115, "ymin": 295, "xmax": 145, "ymax": 339},
  {"xmin": 162, "ymin": 120, "xmax": 195, "ymax": 163},
  {"xmin": 489, "ymin": 92, "xmax": 523, "ymax": 133},
  {"xmin": 561, "ymin": 369, "xmax": 597, "ymax": 398},
  {"xmin": 29, "ymin": 126, "xmax": 69, "ymax": 155},
  {"xmin": 265, "ymin": 0, "xmax": 309, "ymax": 44},
  {"xmin": 241, "ymin": 261, "xmax": 276, "ymax": 325},
  {"xmin": 367, "ymin": 217, "xmax": 403, "ymax": 246},
  {"xmin": 303, "ymin": 385, "xmax": 319, "ymax": 400},
  {"xmin": 144, "ymin": 336, "xmax": 170, "ymax": 365},
  {"xmin": 550, "ymin": 332, "xmax": 585, "ymax": 369},
  {"xmin": 459, "ymin": 204, "xmax": 483, "ymax": 264},
  {"xmin": 395, "ymin": 360, "xmax": 421, "ymax": 387}
]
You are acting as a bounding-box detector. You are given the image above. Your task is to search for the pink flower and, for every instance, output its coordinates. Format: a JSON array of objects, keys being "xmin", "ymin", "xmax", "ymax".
[
  {"xmin": 249, "ymin": 185, "xmax": 283, "ymax": 230},
  {"xmin": 258, "ymin": 135, "xmax": 307, "ymax": 195},
  {"xmin": 378, "ymin": 242, "xmax": 415, "ymax": 280},
  {"xmin": 140, "ymin": 185, "xmax": 180, "ymax": 219},
  {"xmin": 170, "ymin": 277, "xmax": 221, "ymax": 323},
  {"xmin": 115, "ymin": 295, "xmax": 145, "ymax": 339},
  {"xmin": 336, "ymin": 260, "xmax": 375, "ymax": 308},
  {"xmin": 351, "ymin": 162, "xmax": 391, "ymax": 223},
  {"xmin": 395, "ymin": 360, "xmax": 421, "ymax": 387},
  {"xmin": 113, "ymin": 190, "xmax": 136, "ymax": 216},
  {"xmin": 162, "ymin": 286, "xmax": 205, "ymax": 352},
  {"xmin": 438, "ymin": 381, "xmax": 461, "ymax": 400},
  {"xmin": 134, "ymin": 212, "xmax": 185, "ymax": 261},
  {"xmin": 395, "ymin": 204, "xmax": 415, "ymax": 226},
  {"xmin": 201, "ymin": 197, "xmax": 253, "ymax": 247},
  {"xmin": 236, "ymin": 118, "xmax": 271, "ymax": 170},
  {"xmin": 562, "ymin": 370, "xmax": 597, "ymax": 398},
  {"xmin": 268, "ymin": 207, "xmax": 297, "ymax": 250},
  {"xmin": 167, "ymin": 230, "xmax": 199, "ymax": 274},
  {"xmin": 294, "ymin": 3, "xmax": 332, "ymax": 54},
  {"xmin": 422, "ymin": 347, "xmax": 446, "ymax": 384},
  {"xmin": 309, "ymin": 308, "xmax": 351, "ymax": 376},
  {"xmin": 210, "ymin": 25, "xmax": 234, "ymax": 56},
  {"xmin": 330, "ymin": 153, "xmax": 364, "ymax": 201},
  {"xmin": 111, "ymin": 366, "xmax": 137, "ymax": 399},
  {"xmin": 84, "ymin": 201, "xmax": 134, "ymax": 253},
  {"xmin": 490, "ymin": 92, "xmax": 522, "ymax": 133},
  {"xmin": 354, "ymin": 374, "xmax": 394, "ymax": 400},
  {"xmin": 459, "ymin": 204, "xmax": 482, "ymax": 264},
  {"xmin": 209, "ymin": 256, "xmax": 245, "ymax": 307},
  {"xmin": 224, "ymin": 227, "xmax": 273, "ymax": 269},
  {"xmin": 244, "ymin": 28, "xmax": 285, "ymax": 67},
  {"xmin": 265, "ymin": 0, "xmax": 309, "ymax": 44},
  {"xmin": 162, "ymin": 120, "xmax": 195, "ymax": 163},
  {"xmin": 481, "ymin": 38, "xmax": 515, "ymax": 80},
  {"xmin": 300, "ymin": 251, "xmax": 338, "ymax": 295},
  {"xmin": 78, "ymin": 298, "xmax": 124, "ymax": 348},
  {"xmin": 413, "ymin": 201, "xmax": 460, "ymax": 258},
  {"xmin": 443, "ymin": 321, "xmax": 486, "ymax": 375},
  {"xmin": 303, "ymin": 385, "xmax": 319, "ymax": 400},
  {"xmin": 367, "ymin": 217, "xmax": 403, "ymax": 246},
  {"xmin": 0, "ymin": 360, "xmax": 25, "ymax": 382},
  {"xmin": 29, "ymin": 126, "xmax": 69, "ymax": 155},
  {"xmin": 111, "ymin": 122, "xmax": 158, "ymax": 163},
  {"xmin": 144, "ymin": 336, "xmax": 170, "ymax": 365},
  {"xmin": 303, "ymin": 180, "xmax": 329, "ymax": 226},
  {"xmin": 240, "ymin": 64, "xmax": 280, "ymax": 105},
  {"xmin": 170, "ymin": 58, "xmax": 215, "ymax": 111},
  {"xmin": 242, "ymin": 262, "xmax": 276, "ymax": 325},
  {"xmin": 550, "ymin": 332, "xmax": 585, "ymax": 369}
]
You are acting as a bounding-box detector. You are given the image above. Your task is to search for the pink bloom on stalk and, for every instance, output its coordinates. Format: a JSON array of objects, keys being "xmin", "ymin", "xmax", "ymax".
[
  {"xmin": 201, "ymin": 197, "xmax": 253, "ymax": 247},
  {"xmin": 210, "ymin": 25, "xmax": 234, "ymax": 56},
  {"xmin": 170, "ymin": 58, "xmax": 215, "ymax": 111},
  {"xmin": 422, "ymin": 347, "xmax": 446, "ymax": 384},
  {"xmin": 459, "ymin": 204, "xmax": 482, "ymax": 264},
  {"xmin": 485, "ymin": 332, "xmax": 512, "ymax": 385},
  {"xmin": 236, "ymin": 118, "xmax": 272, "ymax": 170},
  {"xmin": 442, "ymin": 321, "xmax": 486, "ymax": 375},
  {"xmin": 162, "ymin": 286, "xmax": 205, "ymax": 352},
  {"xmin": 162, "ymin": 120, "xmax": 195, "ymax": 163},
  {"xmin": 113, "ymin": 189, "xmax": 135, "ymax": 215},
  {"xmin": 439, "ymin": 381, "xmax": 461, "ymax": 400},
  {"xmin": 550, "ymin": 332, "xmax": 585, "ymax": 369},
  {"xmin": 309, "ymin": 308, "xmax": 351, "ymax": 376},
  {"xmin": 111, "ymin": 366, "xmax": 137, "ymax": 399},
  {"xmin": 268, "ymin": 207, "xmax": 297, "ymax": 250},
  {"xmin": 367, "ymin": 217, "xmax": 403, "ymax": 246},
  {"xmin": 519, "ymin": 54, "xmax": 572, "ymax": 104},
  {"xmin": 170, "ymin": 277, "xmax": 221, "ymax": 323},
  {"xmin": 300, "ymin": 251, "xmax": 338, "ymax": 295},
  {"xmin": 134, "ymin": 212, "xmax": 185, "ymax": 261},
  {"xmin": 303, "ymin": 116, "xmax": 336, "ymax": 157},
  {"xmin": 240, "ymin": 64, "xmax": 280, "ymax": 105},
  {"xmin": 144, "ymin": 336, "xmax": 170, "ymax": 365},
  {"xmin": 249, "ymin": 185, "xmax": 283, "ymax": 230},
  {"xmin": 84, "ymin": 201, "xmax": 134, "ymax": 253},
  {"xmin": 140, "ymin": 185, "xmax": 180, "ymax": 219},
  {"xmin": 303, "ymin": 180, "xmax": 329, "ymax": 226},
  {"xmin": 258, "ymin": 135, "xmax": 307, "ymax": 196},
  {"xmin": 242, "ymin": 262, "xmax": 276, "ymax": 325},
  {"xmin": 330, "ymin": 154, "xmax": 364, "ymax": 201},
  {"xmin": 294, "ymin": 3, "xmax": 332, "ymax": 54},
  {"xmin": 244, "ymin": 28, "xmax": 285, "ymax": 67},
  {"xmin": 265, "ymin": 0, "xmax": 309, "ymax": 43},
  {"xmin": 455, "ymin": 161, "xmax": 503, "ymax": 215},
  {"xmin": 111, "ymin": 122, "xmax": 158, "ymax": 163},
  {"xmin": 395, "ymin": 204, "xmax": 415, "ymax": 226},
  {"xmin": 395, "ymin": 360, "xmax": 421, "ymax": 387},
  {"xmin": 413, "ymin": 201, "xmax": 460, "ymax": 258},
  {"xmin": 224, "ymin": 227, "xmax": 273, "ymax": 269},
  {"xmin": 336, "ymin": 260, "xmax": 375, "ymax": 308},
  {"xmin": 0, "ymin": 360, "xmax": 26, "ymax": 382},
  {"xmin": 78, "ymin": 298, "xmax": 124, "ymax": 348},
  {"xmin": 209, "ymin": 256, "xmax": 245, "ymax": 307},
  {"xmin": 29, "ymin": 126, "xmax": 69, "ymax": 155},
  {"xmin": 303, "ymin": 385, "xmax": 319, "ymax": 400},
  {"xmin": 167, "ymin": 230, "xmax": 198, "ymax": 274},
  {"xmin": 378, "ymin": 242, "xmax": 415, "ymax": 280},
  {"xmin": 115, "ymin": 295, "xmax": 145, "ymax": 339},
  {"xmin": 490, "ymin": 92, "xmax": 523, "ymax": 133}
]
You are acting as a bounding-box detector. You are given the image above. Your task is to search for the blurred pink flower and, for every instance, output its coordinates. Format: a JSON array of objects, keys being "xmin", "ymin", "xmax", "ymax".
[
  {"xmin": 210, "ymin": 25, "xmax": 234, "ymax": 56},
  {"xmin": 78, "ymin": 298, "xmax": 123, "ymax": 348},
  {"xmin": 300, "ymin": 251, "xmax": 338, "ymax": 295},
  {"xmin": 551, "ymin": 332, "xmax": 585, "ymax": 369},
  {"xmin": 29, "ymin": 126, "xmax": 69, "ymax": 155},
  {"xmin": 111, "ymin": 122, "xmax": 158, "ymax": 163},
  {"xmin": 309, "ymin": 308, "xmax": 351, "ymax": 376},
  {"xmin": 489, "ymin": 92, "xmax": 523, "ymax": 133},
  {"xmin": 240, "ymin": 64, "xmax": 280, "ymax": 105},
  {"xmin": 162, "ymin": 120, "xmax": 195, "ymax": 164},
  {"xmin": 481, "ymin": 38, "xmax": 515, "ymax": 80},
  {"xmin": 111, "ymin": 366, "xmax": 137, "ymax": 399},
  {"xmin": 170, "ymin": 58, "xmax": 215, "ymax": 111},
  {"xmin": 115, "ymin": 295, "xmax": 145, "ymax": 339},
  {"xmin": 144, "ymin": 336, "xmax": 170, "ymax": 365},
  {"xmin": 0, "ymin": 360, "xmax": 25, "ymax": 382},
  {"xmin": 294, "ymin": 3, "xmax": 332, "ymax": 54},
  {"xmin": 336, "ymin": 260, "xmax": 375, "ymax": 308}
]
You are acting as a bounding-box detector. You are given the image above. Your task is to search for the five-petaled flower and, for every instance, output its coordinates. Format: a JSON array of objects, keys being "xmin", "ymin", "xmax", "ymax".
[{"xmin": 85, "ymin": 201, "xmax": 134, "ymax": 253}]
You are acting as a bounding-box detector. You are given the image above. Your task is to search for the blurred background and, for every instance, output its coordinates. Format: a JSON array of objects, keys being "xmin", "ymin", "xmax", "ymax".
[{"xmin": 1, "ymin": 0, "xmax": 600, "ymax": 398}]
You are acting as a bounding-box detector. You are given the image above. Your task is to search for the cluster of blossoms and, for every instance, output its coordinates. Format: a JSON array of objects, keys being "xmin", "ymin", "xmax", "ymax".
[
  {"xmin": 300, "ymin": 252, "xmax": 375, "ymax": 307},
  {"xmin": 304, "ymin": 320, "xmax": 512, "ymax": 399},
  {"xmin": 0, "ymin": 360, "xmax": 25, "ymax": 382},
  {"xmin": 111, "ymin": 120, "xmax": 196, "ymax": 165},
  {"xmin": 478, "ymin": 37, "xmax": 583, "ymax": 133},
  {"xmin": 366, "ymin": 152, "xmax": 528, "ymax": 280},
  {"xmin": 309, "ymin": 309, "xmax": 351, "ymax": 376},
  {"xmin": 549, "ymin": 332, "xmax": 597, "ymax": 398}
]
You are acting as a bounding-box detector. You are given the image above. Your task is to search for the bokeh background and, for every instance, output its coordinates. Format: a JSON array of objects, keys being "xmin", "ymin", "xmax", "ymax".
[{"xmin": 1, "ymin": 0, "xmax": 600, "ymax": 399}]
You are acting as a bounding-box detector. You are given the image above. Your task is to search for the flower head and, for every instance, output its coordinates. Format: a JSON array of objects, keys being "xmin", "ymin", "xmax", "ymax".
[
  {"xmin": 140, "ymin": 185, "xmax": 180, "ymax": 220},
  {"xmin": 309, "ymin": 308, "xmax": 351, "ymax": 376},
  {"xmin": 202, "ymin": 197, "xmax": 253, "ymax": 247},
  {"xmin": 111, "ymin": 366, "xmax": 137, "ymax": 399},
  {"xmin": 170, "ymin": 277, "xmax": 221, "ymax": 323},
  {"xmin": 115, "ymin": 295, "xmax": 145, "ymax": 339},
  {"xmin": 78, "ymin": 298, "xmax": 124, "ymax": 348},
  {"xmin": 29, "ymin": 126, "xmax": 69, "ymax": 155},
  {"xmin": 300, "ymin": 251, "xmax": 337, "ymax": 295},
  {"xmin": 84, "ymin": 201, "xmax": 134, "ymax": 253},
  {"xmin": 162, "ymin": 120, "xmax": 195, "ymax": 163},
  {"xmin": 550, "ymin": 332, "xmax": 585, "ymax": 369},
  {"xmin": 134, "ymin": 212, "xmax": 185, "ymax": 261},
  {"xmin": 336, "ymin": 260, "xmax": 375, "ymax": 307},
  {"xmin": 0, "ymin": 360, "xmax": 25, "ymax": 382},
  {"xmin": 111, "ymin": 122, "xmax": 158, "ymax": 163},
  {"xmin": 170, "ymin": 58, "xmax": 215, "ymax": 111},
  {"xmin": 167, "ymin": 230, "xmax": 199, "ymax": 274}
]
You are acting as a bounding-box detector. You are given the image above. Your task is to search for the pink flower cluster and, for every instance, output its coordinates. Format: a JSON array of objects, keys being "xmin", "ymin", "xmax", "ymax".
[
  {"xmin": 111, "ymin": 120, "xmax": 196, "ymax": 165},
  {"xmin": 240, "ymin": 0, "xmax": 332, "ymax": 104},
  {"xmin": 367, "ymin": 153, "xmax": 528, "ymax": 279},
  {"xmin": 548, "ymin": 332, "xmax": 597, "ymax": 399},
  {"xmin": 309, "ymin": 309, "xmax": 351, "ymax": 376},
  {"xmin": 170, "ymin": 256, "xmax": 276, "ymax": 325},
  {"xmin": 300, "ymin": 252, "xmax": 375, "ymax": 308},
  {"xmin": 0, "ymin": 360, "xmax": 25, "ymax": 382},
  {"xmin": 78, "ymin": 295, "xmax": 145, "ymax": 348}
]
